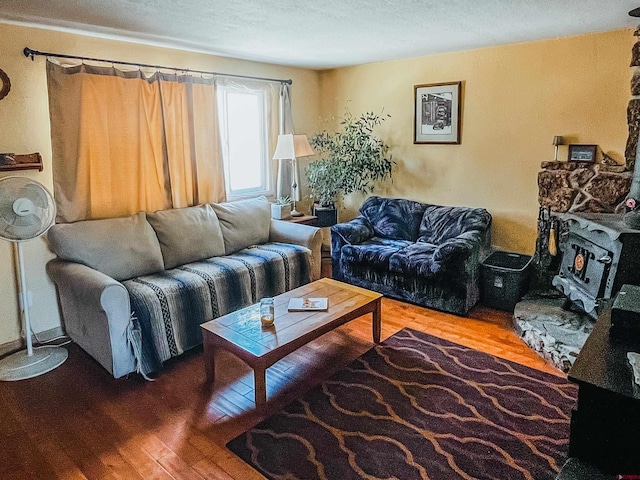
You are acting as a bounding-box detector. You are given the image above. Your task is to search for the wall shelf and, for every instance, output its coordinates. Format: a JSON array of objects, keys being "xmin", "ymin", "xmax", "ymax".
[{"xmin": 0, "ymin": 153, "xmax": 43, "ymax": 172}]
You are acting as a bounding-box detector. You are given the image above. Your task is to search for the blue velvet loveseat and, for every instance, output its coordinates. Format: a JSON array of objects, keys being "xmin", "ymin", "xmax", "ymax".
[{"xmin": 331, "ymin": 196, "xmax": 492, "ymax": 315}]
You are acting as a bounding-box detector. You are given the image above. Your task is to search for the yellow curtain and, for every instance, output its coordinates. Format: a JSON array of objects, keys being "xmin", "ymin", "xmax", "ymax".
[
  {"xmin": 47, "ymin": 61, "xmax": 226, "ymax": 223},
  {"xmin": 48, "ymin": 62, "xmax": 170, "ymax": 222},
  {"xmin": 159, "ymin": 76, "xmax": 226, "ymax": 207},
  {"xmin": 191, "ymin": 82, "xmax": 226, "ymax": 204},
  {"xmin": 158, "ymin": 76, "xmax": 194, "ymax": 208}
]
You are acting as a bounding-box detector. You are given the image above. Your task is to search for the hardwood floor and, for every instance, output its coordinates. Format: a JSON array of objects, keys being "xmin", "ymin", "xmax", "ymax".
[{"xmin": 0, "ymin": 297, "xmax": 562, "ymax": 480}]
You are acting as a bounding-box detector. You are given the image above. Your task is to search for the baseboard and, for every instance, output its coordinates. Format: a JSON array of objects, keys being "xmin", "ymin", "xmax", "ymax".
[{"xmin": 0, "ymin": 326, "xmax": 67, "ymax": 358}]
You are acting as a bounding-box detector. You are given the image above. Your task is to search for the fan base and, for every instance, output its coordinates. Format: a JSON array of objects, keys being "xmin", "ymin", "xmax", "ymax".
[{"xmin": 0, "ymin": 346, "xmax": 68, "ymax": 381}]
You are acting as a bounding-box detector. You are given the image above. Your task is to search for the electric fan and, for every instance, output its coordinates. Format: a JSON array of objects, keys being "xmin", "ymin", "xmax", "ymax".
[{"xmin": 0, "ymin": 176, "xmax": 67, "ymax": 381}]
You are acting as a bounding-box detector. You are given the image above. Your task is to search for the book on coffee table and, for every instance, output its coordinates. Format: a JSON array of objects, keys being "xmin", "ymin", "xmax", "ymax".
[{"xmin": 287, "ymin": 297, "xmax": 328, "ymax": 311}]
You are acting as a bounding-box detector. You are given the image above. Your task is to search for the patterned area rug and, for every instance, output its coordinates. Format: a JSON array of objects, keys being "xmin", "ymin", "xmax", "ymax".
[{"xmin": 227, "ymin": 328, "xmax": 577, "ymax": 480}]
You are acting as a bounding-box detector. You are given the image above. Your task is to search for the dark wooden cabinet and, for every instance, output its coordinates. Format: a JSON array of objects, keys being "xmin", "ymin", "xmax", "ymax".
[{"xmin": 566, "ymin": 309, "xmax": 640, "ymax": 475}]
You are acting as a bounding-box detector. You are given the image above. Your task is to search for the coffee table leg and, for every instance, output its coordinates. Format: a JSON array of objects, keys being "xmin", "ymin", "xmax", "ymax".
[
  {"xmin": 372, "ymin": 298, "xmax": 382, "ymax": 344},
  {"xmin": 203, "ymin": 335, "xmax": 216, "ymax": 383},
  {"xmin": 254, "ymin": 366, "xmax": 267, "ymax": 408}
]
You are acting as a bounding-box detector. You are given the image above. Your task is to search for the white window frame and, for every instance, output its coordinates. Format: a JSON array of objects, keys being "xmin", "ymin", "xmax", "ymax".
[{"xmin": 217, "ymin": 84, "xmax": 273, "ymax": 200}]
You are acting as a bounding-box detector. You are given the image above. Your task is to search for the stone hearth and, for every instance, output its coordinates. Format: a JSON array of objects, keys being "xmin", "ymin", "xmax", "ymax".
[{"xmin": 513, "ymin": 298, "xmax": 594, "ymax": 372}]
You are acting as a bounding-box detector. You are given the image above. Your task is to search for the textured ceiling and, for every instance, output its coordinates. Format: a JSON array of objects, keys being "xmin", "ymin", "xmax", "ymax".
[{"xmin": 1, "ymin": 0, "xmax": 639, "ymax": 69}]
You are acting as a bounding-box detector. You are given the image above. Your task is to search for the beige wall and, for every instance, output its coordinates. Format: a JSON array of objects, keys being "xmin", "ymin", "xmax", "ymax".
[
  {"xmin": 0, "ymin": 23, "xmax": 322, "ymax": 346},
  {"xmin": 0, "ymin": 24, "xmax": 633, "ymax": 347},
  {"xmin": 318, "ymin": 29, "xmax": 633, "ymax": 254}
]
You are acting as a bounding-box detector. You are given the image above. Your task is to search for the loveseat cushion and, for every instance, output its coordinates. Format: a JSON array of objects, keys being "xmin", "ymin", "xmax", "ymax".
[
  {"xmin": 342, "ymin": 237, "xmax": 412, "ymax": 270},
  {"xmin": 389, "ymin": 243, "xmax": 440, "ymax": 276},
  {"xmin": 360, "ymin": 196, "xmax": 428, "ymax": 241},
  {"xmin": 47, "ymin": 212, "xmax": 164, "ymax": 281},
  {"xmin": 418, "ymin": 205, "xmax": 491, "ymax": 245},
  {"xmin": 211, "ymin": 196, "xmax": 271, "ymax": 255},
  {"xmin": 147, "ymin": 204, "xmax": 225, "ymax": 269}
]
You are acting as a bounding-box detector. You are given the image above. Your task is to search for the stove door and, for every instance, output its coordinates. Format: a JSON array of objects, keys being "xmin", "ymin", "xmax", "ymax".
[{"xmin": 554, "ymin": 233, "xmax": 613, "ymax": 311}]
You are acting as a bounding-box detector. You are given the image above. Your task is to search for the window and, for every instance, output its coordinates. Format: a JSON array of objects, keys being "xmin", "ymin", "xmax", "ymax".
[{"xmin": 217, "ymin": 85, "xmax": 272, "ymax": 199}]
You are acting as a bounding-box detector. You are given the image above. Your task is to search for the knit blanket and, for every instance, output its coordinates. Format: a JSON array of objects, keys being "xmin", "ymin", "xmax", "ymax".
[{"xmin": 123, "ymin": 242, "xmax": 310, "ymax": 376}]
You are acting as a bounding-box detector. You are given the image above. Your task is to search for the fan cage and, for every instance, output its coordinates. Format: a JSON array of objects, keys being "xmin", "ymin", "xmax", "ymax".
[{"xmin": 0, "ymin": 176, "xmax": 56, "ymax": 242}]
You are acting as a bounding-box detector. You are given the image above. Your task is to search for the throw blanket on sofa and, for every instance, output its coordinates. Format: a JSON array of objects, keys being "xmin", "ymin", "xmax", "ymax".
[{"xmin": 123, "ymin": 243, "xmax": 310, "ymax": 376}]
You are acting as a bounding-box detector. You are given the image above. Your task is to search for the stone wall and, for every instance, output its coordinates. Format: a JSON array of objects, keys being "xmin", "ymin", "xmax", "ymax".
[
  {"xmin": 626, "ymin": 26, "xmax": 640, "ymax": 169},
  {"xmin": 538, "ymin": 161, "xmax": 631, "ymax": 213}
]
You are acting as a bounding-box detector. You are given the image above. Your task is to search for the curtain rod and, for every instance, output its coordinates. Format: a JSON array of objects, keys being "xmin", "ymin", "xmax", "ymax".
[{"xmin": 23, "ymin": 47, "xmax": 293, "ymax": 85}]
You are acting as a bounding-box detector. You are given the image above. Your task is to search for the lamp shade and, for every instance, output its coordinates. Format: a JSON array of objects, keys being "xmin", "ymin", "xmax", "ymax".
[
  {"xmin": 272, "ymin": 134, "xmax": 315, "ymax": 160},
  {"xmin": 552, "ymin": 136, "xmax": 564, "ymax": 146}
]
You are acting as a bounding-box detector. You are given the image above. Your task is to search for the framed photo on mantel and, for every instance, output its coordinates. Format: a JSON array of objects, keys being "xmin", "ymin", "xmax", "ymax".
[
  {"xmin": 568, "ymin": 144, "xmax": 597, "ymax": 163},
  {"xmin": 414, "ymin": 81, "xmax": 462, "ymax": 144}
]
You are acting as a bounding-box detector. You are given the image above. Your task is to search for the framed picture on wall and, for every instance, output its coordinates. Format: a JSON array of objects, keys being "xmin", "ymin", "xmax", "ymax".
[
  {"xmin": 568, "ymin": 144, "xmax": 597, "ymax": 162},
  {"xmin": 414, "ymin": 81, "xmax": 462, "ymax": 144}
]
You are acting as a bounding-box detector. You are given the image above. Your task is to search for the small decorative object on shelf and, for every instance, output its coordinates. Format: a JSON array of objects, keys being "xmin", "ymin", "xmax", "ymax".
[
  {"xmin": 624, "ymin": 197, "xmax": 640, "ymax": 229},
  {"xmin": 0, "ymin": 153, "xmax": 43, "ymax": 172},
  {"xmin": 601, "ymin": 153, "xmax": 619, "ymax": 166},
  {"xmin": 568, "ymin": 144, "xmax": 597, "ymax": 163},
  {"xmin": 260, "ymin": 298, "xmax": 275, "ymax": 326},
  {"xmin": 271, "ymin": 196, "xmax": 292, "ymax": 220}
]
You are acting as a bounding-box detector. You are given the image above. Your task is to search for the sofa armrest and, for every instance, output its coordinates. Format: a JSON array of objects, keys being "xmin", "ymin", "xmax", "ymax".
[
  {"xmin": 433, "ymin": 230, "xmax": 485, "ymax": 263},
  {"xmin": 47, "ymin": 259, "xmax": 134, "ymax": 378},
  {"xmin": 330, "ymin": 217, "xmax": 375, "ymax": 281},
  {"xmin": 269, "ymin": 220, "xmax": 323, "ymax": 281},
  {"xmin": 331, "ymin": 216, "xmax": 374, "ymax": 247}
]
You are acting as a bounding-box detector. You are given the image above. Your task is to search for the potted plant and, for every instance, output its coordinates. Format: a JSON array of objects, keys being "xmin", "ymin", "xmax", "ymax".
[
  {"xmin": 271, "ymin": 196, "xmax": 292, "ymax": 220},
  {"xmin": 306, "ymin": 109, "xmax": 394, "ymax": 225}
]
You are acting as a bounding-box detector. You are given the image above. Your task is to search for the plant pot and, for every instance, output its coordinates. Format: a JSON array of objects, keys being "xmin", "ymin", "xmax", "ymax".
[
  {"xmin": 313, "ymin": 203, "xmax": 338, "ymax": 227},
  {"xmin": 271, "ymin": 203, "xmax": 292, "ymax": 220}
]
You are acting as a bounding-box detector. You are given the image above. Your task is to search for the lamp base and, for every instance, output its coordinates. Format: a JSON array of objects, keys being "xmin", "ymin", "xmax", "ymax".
[{"xmin": 290, "ymin": 208, "xmax": 304, "ymax": 217}]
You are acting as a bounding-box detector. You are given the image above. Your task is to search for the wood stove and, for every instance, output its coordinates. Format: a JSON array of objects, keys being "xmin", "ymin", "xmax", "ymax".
[{"xmin": 553, "ymin": 213, "xmax": 640, "ymax": 315}]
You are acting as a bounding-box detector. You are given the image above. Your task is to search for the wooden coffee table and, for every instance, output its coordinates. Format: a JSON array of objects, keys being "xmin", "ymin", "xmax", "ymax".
[{"xmin": 200, "ymin": 278, "xmax": 382, "ymax": 408}]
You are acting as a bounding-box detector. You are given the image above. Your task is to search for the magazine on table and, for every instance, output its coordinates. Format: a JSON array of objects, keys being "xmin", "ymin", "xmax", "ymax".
[{"xmin": 287, "ymin": 297, "xmax": 328, "ymax": 311}]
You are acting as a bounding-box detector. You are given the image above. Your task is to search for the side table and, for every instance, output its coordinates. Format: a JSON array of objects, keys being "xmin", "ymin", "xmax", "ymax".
[{"xmin": 282, "ymin": 215, "xmax": 317, "ymax": 226}]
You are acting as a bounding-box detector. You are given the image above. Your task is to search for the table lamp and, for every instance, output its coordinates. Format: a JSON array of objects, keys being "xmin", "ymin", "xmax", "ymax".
[
  {"xmin": 273, "ymin": 134, "xmax": 315, "ymax": 216},
  {"xmin": 553, "ymin": 136, "xmax": 564, "ymax": 161}
]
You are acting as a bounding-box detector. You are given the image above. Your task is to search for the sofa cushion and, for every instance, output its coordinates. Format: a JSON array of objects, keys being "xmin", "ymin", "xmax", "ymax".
[
  {"xmin": 418, "ymin": 205, "xmax": 491, "ymax": 245},
  {"xmin": 360, "ymin": 196, "xmax": 428, "ymax": 241},
  {"xmin": 389, "ymin": 243, "xmax": 440, "ymax": 277},
  {"xmin": 342, "ymin": 237, "xmax": 411, "ymax": 270},
  {"xmin": 47, "ymin": 212, "xmax": 164, "ymax": 281},
  {"xmin": 147, "ymin": 204, "xmax": 225, "ymax": 269},
  {"xmin": 211, "ymin": 196, "xmax": 271, "ymax": 255}
]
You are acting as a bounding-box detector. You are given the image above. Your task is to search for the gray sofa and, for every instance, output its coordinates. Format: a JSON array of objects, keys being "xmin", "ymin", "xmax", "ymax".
[{"xmin": 46, "ymin": 196, "xmax": 322, "ymax": 378}]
